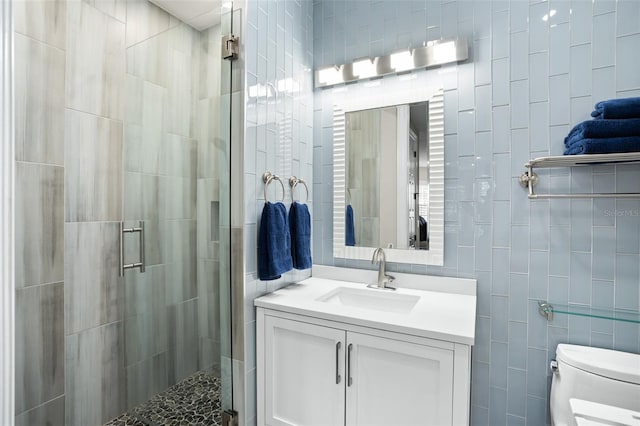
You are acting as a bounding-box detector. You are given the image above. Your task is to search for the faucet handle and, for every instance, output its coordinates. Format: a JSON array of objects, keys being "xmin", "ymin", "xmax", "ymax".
[{"xmin": 381, "ymin": 274, "xmax": 396, "ymax": 290}]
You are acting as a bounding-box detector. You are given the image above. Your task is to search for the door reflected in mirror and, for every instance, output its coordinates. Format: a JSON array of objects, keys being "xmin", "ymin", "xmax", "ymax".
[{"xmin": 345, "ymin": 102, "xmax": 430, "ymax": 250}]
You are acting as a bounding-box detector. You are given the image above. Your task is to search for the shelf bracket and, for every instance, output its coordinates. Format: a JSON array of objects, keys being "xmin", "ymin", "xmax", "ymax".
[
  {"xmin": 519, "ymin": 168, "xmax": 538, "ymax": 198},
  {"xmin": 538, "ymin": 301, "xmax": 553, "ymax": 321},
  {"xmin": 519, "ymin": 171, "xmax": 538, "ymax": 188}
]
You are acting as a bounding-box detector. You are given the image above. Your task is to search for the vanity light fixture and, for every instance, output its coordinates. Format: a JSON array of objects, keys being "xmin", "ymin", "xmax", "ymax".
[
  {"xmin": 352, "ymin": 58, "xmax": 377, "ymax": 78},
  {"xmin": 389, "ymin": 50, "xmax": 413, "ymax": 72},
  {"xmin": 314, "ymin": 37, "xmax": 469, "ymax": 89},
  {"xmin": 432, "ymin": 40, "xmax": 457, "ymax": 64},
  {"xmin": 317, "ymin": 65, "xmax": 342, "ymax": 86}
]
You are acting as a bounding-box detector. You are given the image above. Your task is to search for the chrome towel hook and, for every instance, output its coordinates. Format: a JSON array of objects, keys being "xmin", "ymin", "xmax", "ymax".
[
  {"xmin": 262, "ymin": 171, "xmax": 286, "ymax": 202},
  {"xmin": 289, "ymin": 176, "xmax": 309, "ymax": 204}
]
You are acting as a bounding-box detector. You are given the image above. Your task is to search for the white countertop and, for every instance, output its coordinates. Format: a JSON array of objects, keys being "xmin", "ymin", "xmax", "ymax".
[{"xmin": 255, "ymin": 273, "xmax": 477, "ymax": 346}]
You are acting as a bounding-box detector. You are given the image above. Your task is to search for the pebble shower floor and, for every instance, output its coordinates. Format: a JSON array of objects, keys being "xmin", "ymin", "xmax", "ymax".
[{"xmin": 104, "ymin": 371, "xmax": 222, "ymax": 426}]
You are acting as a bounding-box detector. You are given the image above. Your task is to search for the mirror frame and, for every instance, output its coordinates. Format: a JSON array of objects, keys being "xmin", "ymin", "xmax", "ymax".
[{"xmin": 333, "ymin": 85, "xmax": 444, "ymax": 265}]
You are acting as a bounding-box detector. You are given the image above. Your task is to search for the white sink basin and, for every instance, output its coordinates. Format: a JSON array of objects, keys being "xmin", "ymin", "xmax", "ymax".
[
  {"xmin": 255, "ymin": 272, "xmax": 478, "ymax": 345},
  {"xmin": 317, "ymin": 287, "xmax": 420, "ymax": 314}
]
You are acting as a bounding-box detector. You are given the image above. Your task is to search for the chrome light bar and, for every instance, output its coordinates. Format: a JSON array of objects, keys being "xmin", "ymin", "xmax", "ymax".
[{"xmin": 314, "ymin": 37, "xmax": 469, "ymax": 89}]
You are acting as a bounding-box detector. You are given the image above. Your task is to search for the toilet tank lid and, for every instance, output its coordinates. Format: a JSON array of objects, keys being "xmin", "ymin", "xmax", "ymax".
[{"xmin": 557, "ymin": 344, "xmax": 640, "ymax": 385}]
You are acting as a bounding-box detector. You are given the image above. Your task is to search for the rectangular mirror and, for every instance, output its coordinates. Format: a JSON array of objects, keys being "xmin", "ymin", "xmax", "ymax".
[{"xmin": 333, "ymin": 87, "xmax": 444, "ymax": 265}]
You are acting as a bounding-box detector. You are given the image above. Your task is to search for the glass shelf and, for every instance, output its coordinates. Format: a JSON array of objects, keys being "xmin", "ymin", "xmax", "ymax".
[{"xmin": 538, "ymin": 301, "xmax": 640, "ymax": 324}]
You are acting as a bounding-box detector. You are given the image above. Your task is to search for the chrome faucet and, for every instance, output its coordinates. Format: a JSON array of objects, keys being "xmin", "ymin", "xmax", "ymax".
[{"xmin": 368, "ymin": 248, "xmax": 396, "ymax": 290}]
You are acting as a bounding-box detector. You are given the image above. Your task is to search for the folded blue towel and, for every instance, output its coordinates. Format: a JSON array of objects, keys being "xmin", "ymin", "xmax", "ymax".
[
  {"xmin": 565, "ymin": 119, "xmax": 640, "ymax": 147},
  {"xmin": 591, "ymin": 97, "xmax": 640, "ymax": 119},
  {"xmin": 563, "ymin": 136, "xmax": 640, "ymax": 155},
  {"xmin": 258, "ymin": 202, "xmax": 293, "ymax": 280},
  {"xmin": 345, "ymin": 205, "xmax": 355, "ymax": 246},
  {"xmin": 289, "ymin": 202, "xmax": 312, "ymax": 270}
]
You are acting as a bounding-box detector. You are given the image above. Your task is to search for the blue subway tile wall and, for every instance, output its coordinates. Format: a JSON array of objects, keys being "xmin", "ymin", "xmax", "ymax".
[
  {"xmin": 243, "ymin": 0, "xmax": 314, "ymax": 424},
  {"xmin": 312, "ymin": 1, "xmax": 640, "ymax": 425}
]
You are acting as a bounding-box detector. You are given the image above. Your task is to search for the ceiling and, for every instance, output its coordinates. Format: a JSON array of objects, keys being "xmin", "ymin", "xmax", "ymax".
[{"xmin": 149, "ymin": 0, "xmax": 224, "ymax": 31}]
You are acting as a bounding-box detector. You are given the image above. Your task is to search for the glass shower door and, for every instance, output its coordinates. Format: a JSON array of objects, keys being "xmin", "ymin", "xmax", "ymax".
[{"xmin": 121, "ymin": 2, "xmax": 234, "ymax": 424}]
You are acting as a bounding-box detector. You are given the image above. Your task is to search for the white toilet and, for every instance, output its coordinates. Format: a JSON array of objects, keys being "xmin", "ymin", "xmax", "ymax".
[{"xmin": 550, "ymin": 344, "xmax": 640, "ymax": 426}]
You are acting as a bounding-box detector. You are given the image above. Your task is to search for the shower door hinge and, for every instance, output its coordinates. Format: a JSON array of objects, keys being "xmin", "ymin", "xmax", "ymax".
[
  {"xmin": 222, "ymin": 34, "xmax": 238, "ymax": 60},
  {"xmin": 222, "ymin": 409, "xmax": 238, "ymax": 426}
]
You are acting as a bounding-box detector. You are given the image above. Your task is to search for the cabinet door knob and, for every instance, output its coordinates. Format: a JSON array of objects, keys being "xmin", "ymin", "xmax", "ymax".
[
  {"xmin": 336, "ymin": 341, "xmax": 342, "ymax": 384},
  {"xmin": 347, "ymin": 343, "xmax": 353, "ymax": 387}
]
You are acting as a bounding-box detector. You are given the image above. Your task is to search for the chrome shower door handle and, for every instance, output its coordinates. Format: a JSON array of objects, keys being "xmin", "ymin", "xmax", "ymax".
[
  {"xmin": 347, "ymin": 343, "xmax": 353, "ymax": 387},
  {"xmin": 119, "ymin": 221, "xmax": 145, "ymax": 275},
  {"xmin": 138, "ymin": 221, "xmax": 145, "ymax": 273},
  {"xmin": 119, "ymin": 222, "xmax": 125, "ymax": 276},
  {"xmin": 335, "ymin": 341, "xmax": 342, "ymax": 384}
]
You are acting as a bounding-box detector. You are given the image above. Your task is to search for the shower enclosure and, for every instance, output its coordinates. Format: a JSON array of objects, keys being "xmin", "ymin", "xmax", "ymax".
[
  {"xmin": 115, "ymin": 3, "xmax": 235, "ymax": 424},
  {"xmin": 12, "ymin": 0, "xmax": 236, "ymax": 424}
]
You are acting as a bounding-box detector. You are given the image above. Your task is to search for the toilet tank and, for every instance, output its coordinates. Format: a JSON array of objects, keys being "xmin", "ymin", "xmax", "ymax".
[{"xmin": 550, "ymin": 344, "xmax": 640, "ymax": 426}]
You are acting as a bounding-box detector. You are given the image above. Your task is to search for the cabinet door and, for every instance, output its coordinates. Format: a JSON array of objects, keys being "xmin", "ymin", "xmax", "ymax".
[
  {"xmin": 345, "ymin": 332, "xmax": 454, "ymax": 426},
  {"xmin": 263, "ymin": 315, "xmax": 346, "ymax": 426}
]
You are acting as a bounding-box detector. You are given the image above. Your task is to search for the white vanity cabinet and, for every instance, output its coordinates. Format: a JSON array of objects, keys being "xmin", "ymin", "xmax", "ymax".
[
  {"xmin": 257, "ymin": 309, "xmax": 471, "ymax": 426},
  {"xmin": 345, "ymin": 331, "xmax": 456, "ymax": 426},
  {"xmin": 261, "ymin": 314, "xmax": 345, "ymax": 426}
]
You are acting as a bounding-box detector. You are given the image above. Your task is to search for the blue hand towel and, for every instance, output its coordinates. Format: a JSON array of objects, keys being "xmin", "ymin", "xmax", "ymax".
[
  {"xmin": 563, "ymin": 136, "xmax": 640, "ymax": 155},
  {"xmin": 591, "ymin": 97, "xmax": 640, "ymax": 119},
  {"xmin": 345, "ymin": 205, "xmax": 356, "ymax": 246},
  {"xmin": 565, "ymin": 118, "xmax": 640, "ymax": 148},
  {"xmin": 258, "ymin": 202, "xmax": 293, "ymax": 280},
  {"xmin": 289, "ymin": 202, "xmax": 312, "ymax": 270}
]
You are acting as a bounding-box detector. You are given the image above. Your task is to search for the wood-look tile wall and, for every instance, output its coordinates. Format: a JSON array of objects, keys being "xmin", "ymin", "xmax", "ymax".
[
  {"xmin": 15, "ymin": 1, "xmax": 225, "ymax": 424},
  {"xmin": 122, "ymin": 15, "xmax": 223, "ymax": 410},
  {"xmin": 63, "ymin": 1, "xmax": 126, "ymax": 424},
  {"xmin": 14, "ymin": 0, "xmax": 66, "ymax": 423}
]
